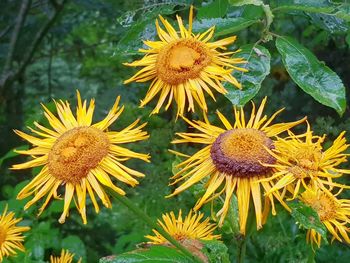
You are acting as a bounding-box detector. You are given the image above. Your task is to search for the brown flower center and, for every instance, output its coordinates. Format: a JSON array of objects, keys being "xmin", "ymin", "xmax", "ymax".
[
  {"xmin": 48, "ymin": 126, "xmax": 109, "ymax": 184},
  {"xmin": 210, "ymin": 128, "xmax": 275, "ymax": 177},
  {"xmin": 156, "ymin": 39, "xmax": 211, "ymax": 85},
  {"xmin": 302, "ymin": 191, "xmax": 338, "ymax": 221}
]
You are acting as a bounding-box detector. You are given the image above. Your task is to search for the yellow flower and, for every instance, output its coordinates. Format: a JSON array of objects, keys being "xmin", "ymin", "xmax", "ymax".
[
  {"xmin": 12, "ymin": 91, "xmax": 150, "ymax": 224},
  {"xmin": 145, "ymin": 210, "xmax": 220, "ymax": 244},
  {"xmin": 124, "ymin": 6, "xmax": 247, "ymax": 117},
  {"xmin": 50, "ymin": 249, "xmax": 82, "ymax": 263},
  {"xmin": 261, "ymin": 124, "xmax": 350, "ymax": 199},
  {"xmin": 300, "ymin": 187, "xmax": 350, "ymax": 248},
  {"xmin": 0, "ymin": 205, "xmax": 30, "ymax": 261},
  {"xmin": 168, "ymin": 98, "xmax": 306, "ymax": 234}
]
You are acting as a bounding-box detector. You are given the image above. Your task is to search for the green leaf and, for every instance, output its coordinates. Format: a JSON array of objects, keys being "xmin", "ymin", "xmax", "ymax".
[
  {"xmin": 100, "ymin": 241, "xmax": 230, "ymax": 263},
  {"xmin": 334, "ymin": 4, "xmax": 350, "ymax": 22},
  {"xmin": 275, "ymin": 36, "xmax": 346, "ymax": 115},
  {"xmin": 117, "ymin": 21, "xmax": 155, "ymax": 55},
  {"xmin": 197, "ymin": 0, "xmax": 229, "ymax": 19},
  {"xmin": 346, "ymin": 32, "xmax": 350, "ymax": 47},
  {"xmin": 0, "ymin": 145, "xmax": 28, "ymax": 167},
  {"xmin": 273, "ymin": 1, "xmax": 350, "ymax": 22},
  {"xmin": 307, "ymin": 13, "xmax": 348, "ymax": 33},
  {"xmin": 25, "ymin": 222, "xmax": 60, "ymax": 260},
  {"xmin": 224, "ymin": 44, "xmax": 271, "ymax": 106},
  {"xmin": 99, "ymin": 245, "xmax": 194, "ymax": 263},
  {"xmin": 221, "ymin": 194, "xmax": 239, "ymax": 235},
  {"xmin": 62, "ymin": 235, "xmax": 86, "ymax": 262},
  {"xmin": 229, "ymin": 0, "xmax": 263, "ymax": 6},
  {"xmin": 172, "ymin": 156, "xmax": 182, "ymax": 176},
  {"xmin": 289, "ymin": 200, "xmax": 328, "ymax": 244},
  {"xmin": 116, "ymin": 4, "xmax": 178, "ymax": 54},
  {"xmin": 201, "ymin": 240, "xmax": 230, "ymax": 263},
  {"xmin": 193, "ymin": 17, "xmax": 258, "ymax": 37}
]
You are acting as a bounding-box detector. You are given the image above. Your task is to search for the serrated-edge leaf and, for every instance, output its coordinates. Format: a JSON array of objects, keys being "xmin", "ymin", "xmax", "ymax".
[
  {"xmin": 224, "ymin": 44, "xmax": 271, "ymax": 106},
  {"xmin": 276, "ymin": 36, "xmax": 346, "ymax": 115}
]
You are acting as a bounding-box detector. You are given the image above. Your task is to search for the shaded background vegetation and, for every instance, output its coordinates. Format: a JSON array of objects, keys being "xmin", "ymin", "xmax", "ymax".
[{"xmin": 0, "ymin": 0, "xmax": 350, "ymax": 262}]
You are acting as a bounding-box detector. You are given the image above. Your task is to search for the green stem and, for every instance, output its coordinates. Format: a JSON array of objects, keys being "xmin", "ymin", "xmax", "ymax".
[
  {"xmin": 237, "ymin": 234, "xmax": 247, "ymax": 263},
  {"xmin": 262, "ymin": 4, "xmax": 274, "ymax": 32},
  {"xmin": 108, "ymin": 190, "xmax": 203, "ymax": 263}
]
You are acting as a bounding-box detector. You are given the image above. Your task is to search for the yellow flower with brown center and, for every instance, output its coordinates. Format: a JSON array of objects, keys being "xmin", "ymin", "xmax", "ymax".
[
  {"xmin": 0, "ymin": 205, "xmax": 30, "ymax": 261},
  {"xmin": 123, "ymin": 6, "xmax": 247, "ymax": 117},
  {"xmin": 167, "ymin": 98, "xmax": 306, "ymax": 234},
  {"xmin": 261, "ymin": 124, "xmax": 350, "ymax": 199},
  {"xmin": 145, "ymin": 210, "xmax": 220, "ymax": 244},
  {"xmin": 50, "ymin": 249, "xmax": 82, "ymax": 263},
  {"xmin": 12, "ymin": 91, "xmax": 150, "ymax": 224},
  {"xmin": 300, "ymin": 188, "xmax": 350, "ymax": 248}
]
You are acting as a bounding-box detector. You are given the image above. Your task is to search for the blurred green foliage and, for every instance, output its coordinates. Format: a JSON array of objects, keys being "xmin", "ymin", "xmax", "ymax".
[{"xmin": 0, "ymin": 0, "xmax": 350, "ymax": 262}]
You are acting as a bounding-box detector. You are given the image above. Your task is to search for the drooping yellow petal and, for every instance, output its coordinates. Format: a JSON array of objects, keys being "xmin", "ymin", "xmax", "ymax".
[{"xmin": 168, "ymin": 98, "xmax": 305, "ymax": 234}]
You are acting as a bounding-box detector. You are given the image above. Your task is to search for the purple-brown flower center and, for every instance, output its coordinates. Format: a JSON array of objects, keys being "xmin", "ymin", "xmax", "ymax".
[{"xmin": 210, "ymin": 128, "xmax": 275, "ymax": 177}]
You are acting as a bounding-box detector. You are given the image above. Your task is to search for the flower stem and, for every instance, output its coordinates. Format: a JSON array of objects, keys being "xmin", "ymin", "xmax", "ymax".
[
  {"xmin": 237, "ymin": 234, "xmax": 247, "ymax": 263},
  {"xmin": 108, "ymin": 190, "xmax": 203, "ymax": 263}
]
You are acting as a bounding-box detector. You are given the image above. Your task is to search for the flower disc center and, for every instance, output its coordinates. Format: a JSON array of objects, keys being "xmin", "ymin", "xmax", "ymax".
[
  {"xmin": 293, "ymin": 147, "xmax": 322, "ymax": 171},
  {"xmin": 210, "ymin": 128, "xmax": 275, "ymax": 177},
  {"xmin": 156, "ymin": 40, "xmax": 211, "ymax": 85},
  {"xmin": 48, "ymin": 126, "xmax": 109, "ymax": 184},
  {"xmin": 168, "ymin": 45, "xmax": 200, "ymax": 70},
  {"xmin": 0, "ymin": 226, "xmax": 6, "ymax": 245}
]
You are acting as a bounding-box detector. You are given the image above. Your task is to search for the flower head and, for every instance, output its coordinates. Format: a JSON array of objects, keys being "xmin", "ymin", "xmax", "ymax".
[
  {"xmin": 50, "ymin": 249, "xmax": 82, "ymax": 263},
  {"xmin": 300, "ymin": 187, "xmax": 350, "ymax": 248},
  {"xmin": 12, "ymin": 91, "xmax": 150, "ymax": 224},
  {"xmin": 168, "ymin": 98, "xmax": 306, "ymax": 234},
  {"xmin": 262, "ymin": 124, "xmax": 350, "ymax": 199},
  {"xmin": 0, "ymin": 205, "xmax": 30, "ymax": 261},
  {"xmin": 145, "ymin": 210, "xmax": 220, "ymax": 244},
  {"xmin": 124, "ymin": 6, "xmax": 247, "ymax": 117}
]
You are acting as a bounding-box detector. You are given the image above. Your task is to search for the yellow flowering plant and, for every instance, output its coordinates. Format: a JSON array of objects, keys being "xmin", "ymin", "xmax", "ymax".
[{"xmin": 0, "ymin": 2, "xmax": 350, "ymax": 263}]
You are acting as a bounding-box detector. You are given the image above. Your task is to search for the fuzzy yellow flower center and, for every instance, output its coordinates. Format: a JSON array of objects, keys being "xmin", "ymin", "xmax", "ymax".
[
  {"xmin": 157, "ymin": 40, "xmax": 211, "ymax": 85},
  {"xmin": 288, "ymin": 146, "xmax": 322, "ymax": 179},
  {"xmin": 211, "ymin": 128, "xmax": 275, "ymax": 177},
  {"xmin": 168, "ymin": 46, "xmax": 201, "ymax": 70},
  {"xmin": 302, "ymin": 191, "xmax": 338, "ymax": 221},
  {"xmin": 0, "ymin": 226, "xmax": 6, "ymax": 245},
  {"xmin": 48, "ymin": 127, "xmax": 109, "ymax": 184}
]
